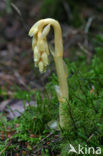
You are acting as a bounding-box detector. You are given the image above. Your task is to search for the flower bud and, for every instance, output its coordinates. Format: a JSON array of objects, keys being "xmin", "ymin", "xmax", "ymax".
[
  {"xmin": 32, "ymin": 37, "xmax": 37, "ymax": 49},
  {"xmin": 38, "ymin": 61, "xmax": 44, "ymax": 72},
  {"xmin": 42, "ymin": 24, "xmax": 51, "ymax": 38},
  {"xmin": 41, "ymin": 52, "xmax": 48, "ymax": 66},
  {"xmin": 37, "ymin": 40, "xmax": 45, "ymax": 52},
  {"xmin": 34, "ymin": 46, "xmax": 40, "ymax": 62},
  {"xmin": 44, "ymin": 40, "xmax": 49, "ymax": 55},
  {"xmin": 29, "ymin": 27, "xmax": 38, "ymax": 37}
]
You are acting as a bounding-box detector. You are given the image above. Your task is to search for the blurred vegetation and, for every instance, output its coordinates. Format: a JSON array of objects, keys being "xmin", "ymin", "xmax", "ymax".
[{"xmin": 42, "ymin": 0, "xmax": 82, "ymax": 27}]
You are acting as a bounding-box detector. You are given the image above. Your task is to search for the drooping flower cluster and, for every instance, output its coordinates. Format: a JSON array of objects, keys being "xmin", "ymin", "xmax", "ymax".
[{"xmin": 29, "ymin": 23, "xmax": 51, "ymax": 72}]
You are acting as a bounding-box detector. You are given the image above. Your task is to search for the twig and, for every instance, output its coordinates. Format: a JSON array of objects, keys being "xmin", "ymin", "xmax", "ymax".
[
  {"xmin": 62, "ymin": 0, "xmax": 73, "ymax": 21},
  {"xmin": 13, "ymin": 71, "xmax": 29, "ymax": 90},
  {"xmin": 78, "ymin": 42, "xmax": 92, "ymax": 63},
  {"xmin": 33, "ymin": 132, "xmax": 54, "ymax": 150},
  {"xmin": 87, "ymin": 134, "xmax": 94, "ymax": 142},
  {"xmin": 67, "ymin": 100, "xmax": 78, "ymax": 132},
  {"xmin": 33, "ymin": 133, "xmax": 60, "ymax": 155},
  {"xmin": 78, "ymin": 42, "xmax": 92, "ymax": 57},
  {"xmin": 84, "ymin": 16, "xmax": 95, "ymax": 48},
  {"xmin": 11, "ymin": 2, "xmax": 29, "ymax": 31},
  {"xmin": 11, "ymin": 3, "xmax": 22, "ymax": 17},
  {"xmin": 84, "ymin": 16, "xmax": 95, "ymax": 34}
]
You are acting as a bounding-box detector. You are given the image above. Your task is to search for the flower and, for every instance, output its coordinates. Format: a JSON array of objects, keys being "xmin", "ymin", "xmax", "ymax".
[
  {"xmin": 38, "ymin": 61, "xmax": 44, "ymax": 73},
  {"xmin": 33, "ymin": 46, "xmax": 40, "ymax": 62},
  {"xmin": 29, "ymin": 24, "xmax": 51, "ymax": 73},
  {"xmin": 41, "ymin": 52, "xmax": 48, "ymax": 66}
]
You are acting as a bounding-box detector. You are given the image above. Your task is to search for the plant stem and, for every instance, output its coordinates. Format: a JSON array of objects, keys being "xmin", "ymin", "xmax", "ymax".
[
  {"xmin": 30, "ymin": 18, "xmax": 70, "ymax": 130},
  {"xmin": 42, "ymin": 19, "xmax": 69, "ymax": 130}
]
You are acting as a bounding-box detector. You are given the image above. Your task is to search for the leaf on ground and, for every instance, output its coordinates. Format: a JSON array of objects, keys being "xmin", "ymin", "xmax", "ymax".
[{"xmin": 0, "ymin": 100, "xmax": 37, "ymax": 119}]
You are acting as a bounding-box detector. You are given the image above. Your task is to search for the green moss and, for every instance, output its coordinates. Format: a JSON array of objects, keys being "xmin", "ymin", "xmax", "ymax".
[{"xmin": 1, "ymin": 45, "xmax": 103, "ymax": 154}]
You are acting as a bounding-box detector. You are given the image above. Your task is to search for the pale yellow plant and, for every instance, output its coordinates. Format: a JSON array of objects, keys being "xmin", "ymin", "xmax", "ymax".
[{"xmin": 29, "ymin": 18, "xmax": 69, "ymax": 130}]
